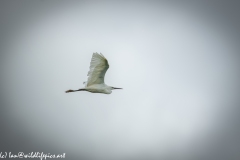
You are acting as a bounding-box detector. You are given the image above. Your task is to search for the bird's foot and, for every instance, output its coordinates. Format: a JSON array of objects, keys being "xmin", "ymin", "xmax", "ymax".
[{"xmin": 65, "ymin": 89, "xmax": 74, "ymax": 93}]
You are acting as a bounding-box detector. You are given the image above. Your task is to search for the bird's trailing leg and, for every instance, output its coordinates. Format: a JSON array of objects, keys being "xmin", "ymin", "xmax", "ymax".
[{"xmin": 65, "ymin": 89, "xmax": 86, "ymax": 93}]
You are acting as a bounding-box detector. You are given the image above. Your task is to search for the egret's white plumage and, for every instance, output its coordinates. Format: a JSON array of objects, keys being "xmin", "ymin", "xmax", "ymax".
[
  {"xmin": 86, "ymin": 53, "xmax": 109, "ymax": 87},
  {"xmin": 66, "ymin": 52, "xmax": 122, "ymax": 94}
]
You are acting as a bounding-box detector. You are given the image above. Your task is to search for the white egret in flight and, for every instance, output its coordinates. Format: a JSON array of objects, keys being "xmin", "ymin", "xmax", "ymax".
[{"xmin": 65, "ymin": 53, "xmax": 122, "ymax": 94}]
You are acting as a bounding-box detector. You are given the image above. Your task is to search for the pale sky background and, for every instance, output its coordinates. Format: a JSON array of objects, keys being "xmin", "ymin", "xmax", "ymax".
[{"xmin": 0, "ymin": 1, "xmax": 240, "ymax": 160}]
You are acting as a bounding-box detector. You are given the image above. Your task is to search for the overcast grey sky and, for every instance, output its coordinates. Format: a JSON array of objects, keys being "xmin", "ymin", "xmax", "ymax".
[{"xmin": 0, "ymin": 1, "xmax": 240, "ymax": 160}]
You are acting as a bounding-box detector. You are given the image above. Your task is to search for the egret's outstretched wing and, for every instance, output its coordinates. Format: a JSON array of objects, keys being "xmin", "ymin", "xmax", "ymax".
[{"xmin": 86, "ymin": 53, "xmax": 109, "ymax": 86}]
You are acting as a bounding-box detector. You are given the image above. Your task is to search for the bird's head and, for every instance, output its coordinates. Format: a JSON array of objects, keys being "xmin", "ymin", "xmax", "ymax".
[{"xmin": 111, "ymin": 87, "xmax": 123, "ymax": 90}]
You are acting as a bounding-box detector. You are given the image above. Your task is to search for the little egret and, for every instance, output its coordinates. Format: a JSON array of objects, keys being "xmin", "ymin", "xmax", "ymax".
[{"xmin": 65, "ymin": 52, "xmax": 122, "ymax": 94}]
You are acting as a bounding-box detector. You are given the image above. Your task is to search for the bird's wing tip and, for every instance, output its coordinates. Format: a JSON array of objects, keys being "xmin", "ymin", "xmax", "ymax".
[
  {"xmin": 100, "ymin": 53, "xmax": 106, "ymax": 58},
  {"xmin": 92, "ymin": 52, "xmax": 106, "ymax": 59}
]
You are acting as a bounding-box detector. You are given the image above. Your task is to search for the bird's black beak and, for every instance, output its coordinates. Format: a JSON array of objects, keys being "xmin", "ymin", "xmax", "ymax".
[{"xmin": 113, "ymin": 87, "xmax": 122, "ymax": 89}]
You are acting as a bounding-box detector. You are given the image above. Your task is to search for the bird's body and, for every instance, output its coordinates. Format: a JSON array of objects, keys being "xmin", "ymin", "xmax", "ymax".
[
  {"xmin": 66, "ymin": 53, "xmax": 122, "ymax": 94},
  {"xmin": 85, "ymin": 84, "xmax": 112, "ymax": 94}
]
